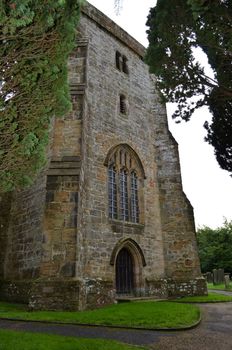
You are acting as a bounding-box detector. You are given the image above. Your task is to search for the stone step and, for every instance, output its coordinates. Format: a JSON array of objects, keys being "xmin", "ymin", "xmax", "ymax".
[{"xmin": 116, "ymin": 296, "xmax": 165, "ymax": 303}]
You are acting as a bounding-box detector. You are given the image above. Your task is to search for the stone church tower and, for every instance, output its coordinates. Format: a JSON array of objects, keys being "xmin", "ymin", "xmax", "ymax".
[{"xmin": 0, "ymin": 3, "xmax": 206, "ymax": 310}]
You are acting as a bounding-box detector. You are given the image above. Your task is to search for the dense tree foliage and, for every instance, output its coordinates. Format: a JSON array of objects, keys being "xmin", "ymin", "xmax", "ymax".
[
  {"xmin": 146, "ymin": 0, "xmax": 232, "ymax": 172},
  {"xmin": 197, "ymin": 220, "xmax": 232, "ymax": 273},
  {"xmin": 0, "ymin": 0, "xmax": 83, "ymax": 192}
]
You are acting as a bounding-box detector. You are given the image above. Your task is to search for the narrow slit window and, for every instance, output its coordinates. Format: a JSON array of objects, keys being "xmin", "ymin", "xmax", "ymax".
[{"xmin": 120, "ymin": 94, "xmax": 127, "ymax": 114}]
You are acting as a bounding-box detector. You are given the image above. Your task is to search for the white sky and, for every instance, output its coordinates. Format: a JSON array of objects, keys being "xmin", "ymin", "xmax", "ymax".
[{"xmin": 87, "ymin": 0, "xmax": 232, "ymax": 229}]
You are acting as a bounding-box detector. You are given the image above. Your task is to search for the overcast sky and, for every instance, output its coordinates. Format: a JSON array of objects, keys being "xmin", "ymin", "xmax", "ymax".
[{"xmin": 88, "ymin": 0, "xmax": 232, "ymax": 229}]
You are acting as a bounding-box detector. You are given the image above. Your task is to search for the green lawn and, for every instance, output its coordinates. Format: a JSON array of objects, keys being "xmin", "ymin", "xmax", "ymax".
[
  {"xmin": 0, "ymin": 329, "xmax": 146, "ymax": 350},
  {"xmin": 207, "ymin": 283, "xmax": 232, "ymax": 291},
  {"xmin": 174, "ymin": 292, "xmax": 232, "ymax": 303},
  {"xmin": 0, "ymin": 301, "xmax": 200, "ymax": 329}
]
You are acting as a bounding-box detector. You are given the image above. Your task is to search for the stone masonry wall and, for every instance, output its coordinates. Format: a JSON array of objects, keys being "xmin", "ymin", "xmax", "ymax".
[
  {"xmin": 77, "ymin": 9, "xmax": 166, "ymax": 296},
  {"xmin": 77, "ymin": 4, "xmax": 205, "ymax": 304},
  {"xmin": 152, "ymin": 84, "xmax": 202, "ymax": 280},
  {"xmin": 3, "ymin": 174, "xmax": 47, "ymax": 280},
  {"xmin": 0, "ymin": 193, "xmax": 12, "ymax": 279},
  {"xmin": 39, "ymin": 40, "xmax": 87, "ymax": 280}
]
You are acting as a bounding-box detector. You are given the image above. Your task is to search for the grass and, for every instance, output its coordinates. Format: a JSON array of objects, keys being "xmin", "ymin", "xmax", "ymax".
[
  {"xmin": 174, "ymin": 292, "xmax": 232, "ymax": 303},
  {"xmin": 207, "ymin": 283, "xmax": 232, "ymax": 291},
  {"xmin": 0, "ymin": 301, "xmax": 200, "ymax": 329},
  {"xmin": 0, "ymin": 329, "xmax": 146, "ymax": 350}
]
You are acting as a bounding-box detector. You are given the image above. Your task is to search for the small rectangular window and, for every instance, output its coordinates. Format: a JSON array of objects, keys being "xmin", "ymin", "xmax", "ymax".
[{"xmin": 120, "ymin": 94, "xmax": 127, "ymax": 114}]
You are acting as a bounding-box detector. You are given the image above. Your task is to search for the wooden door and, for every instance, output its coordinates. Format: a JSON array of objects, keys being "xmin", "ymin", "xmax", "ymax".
[{"xmin": 116, "ymin": 248, "xmax": 134, "ymax": 294}]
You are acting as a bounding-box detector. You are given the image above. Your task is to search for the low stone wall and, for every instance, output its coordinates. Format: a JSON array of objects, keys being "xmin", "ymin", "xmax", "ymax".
[
  {"xmin": 145, "ymin": 279, "xmax": 169, "ymax": 298},
  {"xmin": 0, "ymin": 279, "xmax": 80, "ymax": 311},
  {"xmin": 0, "ymin": 276, "xmax": 207, "ymax": 310},
  {"xmin": 0, "ymin": 277, "xmax": 207, "ymax": 311},
  {"xmin": 82, "ymin": 279, "xmax": 115, "ymax": 310},
  {"xmin": 0, "ymin": 280, "xmax": 32, "ymax": 304},
  {"xmin": 29, "ymin": 280, "xmax": 80, "ymax": 311},
  {"xmin": 167, "ymin": 277, "xmax": 207, "ymax": 297},
  {"xmin": 144, "ymin": 277, "xmax": 207, "ymax": 299}
]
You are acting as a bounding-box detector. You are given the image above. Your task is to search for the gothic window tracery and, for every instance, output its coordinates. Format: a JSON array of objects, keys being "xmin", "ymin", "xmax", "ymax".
[
  {"xmin": 108, "ymin": 165, "xmax": 117, "ymax": 219},
  {"xmin": 130, "ymin": 171, "xmax": 139, "ymax": 223},
  {"xmin": 120, "ymin": 169, "xmax": 129, "ymax": 221},
  {"xmin": 105, "ymin": 145, "xmax": 145, "ymax": 224}
]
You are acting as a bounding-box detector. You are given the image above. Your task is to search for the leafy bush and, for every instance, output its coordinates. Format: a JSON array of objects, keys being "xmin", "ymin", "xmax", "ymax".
[{"xmin": 197, "ymin": 220, "xmax": 232, "ymax": 273}]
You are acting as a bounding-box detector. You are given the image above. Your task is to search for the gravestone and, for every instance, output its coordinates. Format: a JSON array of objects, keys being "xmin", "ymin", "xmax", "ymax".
[
  {"xmin": 218, "ymin": 269, "xmax": 225, "ymax": 284},
  {"xmin": 205, "ymin": 272, "xmax": 213, "ymax": 283},
  {"xmin": 213, "ymin": 268, "xmax": 224, "ymax": 285},
  {"xmin": 213, "ymin": 269, "xmax": 218, "ymax": 285},
  {"xmin": 224, "ymin": 274, "xmax": 230, "ymax": 289}
]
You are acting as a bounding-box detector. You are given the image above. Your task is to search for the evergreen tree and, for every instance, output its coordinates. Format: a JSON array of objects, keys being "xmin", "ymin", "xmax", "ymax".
[
  {"xmin": 0, "ymin": 0, "xmax": 83, "ymax": 192},
  {"xmin": 146, "ymin": 0, "xmax": 232, "ymax": 172}
]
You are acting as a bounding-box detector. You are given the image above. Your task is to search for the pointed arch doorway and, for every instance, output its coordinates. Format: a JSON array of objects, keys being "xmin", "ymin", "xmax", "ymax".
[
  {"xmin": 111, "ymin": 238, "xmax": 146, "ymax": 296},
  {"xmin": 116, "ymin": 248, "xmax": 134, "ymax": 294}
]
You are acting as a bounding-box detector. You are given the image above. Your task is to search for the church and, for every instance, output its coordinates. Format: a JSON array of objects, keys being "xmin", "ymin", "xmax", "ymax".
[{"xmin": 0, "ymin": 2, "xmax": 207, "ymax": 310}]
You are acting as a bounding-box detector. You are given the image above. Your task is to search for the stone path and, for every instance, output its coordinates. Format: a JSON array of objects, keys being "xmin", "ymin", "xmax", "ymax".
[
  {"xmin": 0, "ymin": 291, "xmax": 232, "ymax": 349},
  {"xmin": 0, "ymin": 318, "xmax": 169, "ymax": 346},
  {"xmin": 150, "ymin": 301, "xmax": 232, "ymax": 349},
  {"xmin": 209, "ymin": 288, "xmax": 232, "ymax": 296}
]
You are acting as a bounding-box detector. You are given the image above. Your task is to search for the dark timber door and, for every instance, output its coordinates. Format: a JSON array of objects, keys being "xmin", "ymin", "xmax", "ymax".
[{"xmin": 116, "ymin": 248, "xmax": 134, "ymax": 294}]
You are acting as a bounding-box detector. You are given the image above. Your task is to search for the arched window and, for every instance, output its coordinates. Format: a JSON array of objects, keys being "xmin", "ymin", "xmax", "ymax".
[{"xmin": 105, "ymin": 144, "xmax": 145, "ymax": 224}]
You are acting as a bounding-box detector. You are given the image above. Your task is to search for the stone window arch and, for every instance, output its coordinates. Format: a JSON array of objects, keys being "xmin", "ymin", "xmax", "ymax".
[{"xmin": 105, "ymin": 144, "xmax": 145, "ymax": 224}]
